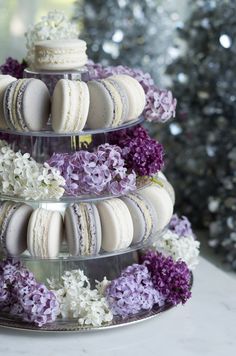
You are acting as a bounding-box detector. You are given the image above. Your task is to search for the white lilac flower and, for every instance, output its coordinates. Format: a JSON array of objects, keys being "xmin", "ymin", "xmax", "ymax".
[
  {"xmin": 48, "ymin": 270, "xmax": 113, "ymax": 327},
  {"xmin": 154, "ymin": 230, "xmax": 200, "ymax": 270},
  {"xmin": 25, "ymin": 10, "xmax": 79, "ymax": 64},
  {"xmin": 0, "ymin": 141, "xmax": 65, "ymax": 200}
]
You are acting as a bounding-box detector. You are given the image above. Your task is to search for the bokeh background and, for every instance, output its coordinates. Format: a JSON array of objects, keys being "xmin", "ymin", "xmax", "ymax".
[{"xmin": 0, "ymin": 0, "xmax": 235, "ymax": 270}]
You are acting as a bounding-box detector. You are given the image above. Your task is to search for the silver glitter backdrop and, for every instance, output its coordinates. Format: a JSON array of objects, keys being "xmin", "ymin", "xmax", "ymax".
[
  {"xmin": 74, "ymin": 0, "xmax": 236, "ymax": 268},
  {"xmin": 159, "ymin": 0, "xmax": 236, "ymax": 268},
  {"xmin": 74, "ymin": 0, "xmax": 184, "ymax": 86}
]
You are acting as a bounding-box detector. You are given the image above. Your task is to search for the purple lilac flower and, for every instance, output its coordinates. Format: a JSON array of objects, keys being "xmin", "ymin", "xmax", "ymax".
[
  {"xmin": 87, "ymin": 61, "xmax": 177, "ymax": 123},
  {"xmin": 0, "ymin": 259, "xmax": 59, "ymax": 327},
  {"xmin": 141, "ymin": 250, "xmax": 192, "ymax": 306},
  {"xmin": 105, "ymin": 264, "xmax": 164, "ymax": 318},
  {"xmin": 0, "ymin": 57, "xmax": 27, "ymax": 79},
  {"xmin": 19, "ymin": 284, "xmax": 59, "ymax": 327},
  {"xmin": 109, "ymin": 125, "xmax": 164, "ymax": 176},
  {"xmin": 169, "ymin": 214, "xmax": 193, "ymax": 237},
  {"xmin": 47, "ymin": 144, "xmax": 136, "ymax": 196}
]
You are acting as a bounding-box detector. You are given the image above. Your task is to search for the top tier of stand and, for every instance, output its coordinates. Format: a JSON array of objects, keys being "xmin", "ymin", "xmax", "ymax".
[
  {"xmin": 23, "ymin": 67, "xmax": 90, "ymax": 95},
  {"xmin": 0, "ymin": 116, "xmax": 144, "ymax": 138}
]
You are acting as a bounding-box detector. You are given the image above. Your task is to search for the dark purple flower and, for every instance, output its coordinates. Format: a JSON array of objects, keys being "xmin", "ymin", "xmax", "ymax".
[
  {"xmin": 0, "ymin": 57, "xmax": 27, "ymax": 79},
  {"xmin": 47, "ymin": 144, "xmax": 136, "ymax": 196},
  {"xmin": 87, "ymin": 61, "xmax": 177, "ymax": 123},
  {"xmin": 106, "ymin": 264, "xmax": 164, "ymax": 318},
  {"xmin": 169, "ymin": 214, "xmax": 194, "ymax": 237},
  {"xmin": 141, "ymin": 250, "xmax": 192, "ymax": 305},
  {"xmin": 109, "ymin": 125, "xmax": 164, "ymax": 176},
  {"xmin": 0, "ymin": 259, "xmax": 59, "ymax": 327}
]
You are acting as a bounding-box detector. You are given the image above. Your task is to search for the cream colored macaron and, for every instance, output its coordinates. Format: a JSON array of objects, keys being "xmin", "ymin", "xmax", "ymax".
[
  {"xmin": 34, "ymin": 39, "xmax": 88, "ymax": 70},
  {"xmin": 27, "ymin": 208, "xmax": 63, "ymax": 258},
  {"xmin": 139, "ymin": 183, "xmax": 174, "ymax": 232},
  {"xmin": 110, "ymin": 74, "xmax": 146, "ymax": 121},
  {"xmin": 97, "ymin": 198, "xmax": 133, "ymax": 252},
  {"xmin": 51, "ymin": 79, "xmax": 90, "ymax": 133}
]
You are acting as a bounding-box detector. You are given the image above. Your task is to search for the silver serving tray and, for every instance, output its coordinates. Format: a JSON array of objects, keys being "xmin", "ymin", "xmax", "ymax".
[
  {"xmin": 0, "ymin": 274, "xmax": 193, "ymax": 333},
  {"xmin": 0, "ymin": 304, "xmax": 174, "ymax": 332}
]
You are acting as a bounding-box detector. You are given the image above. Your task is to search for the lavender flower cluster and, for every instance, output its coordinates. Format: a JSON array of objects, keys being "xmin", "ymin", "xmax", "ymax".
[
  {"xmin": 47, "ymin": 143, "xmax": 136, "ymax": 196},
  {"xmin": 141, "ymin": 250, "xmax": 192, "ymax": 305},
  {"xmin": 87, "ymin": 61, "xmax": 177, "ymax": 123},
  {"xmin": 109, "ymin": 125, "xmax": 164, "ymax": 176},
  {"xmin": 0, "ymin": 57, "xmax": 27, "ymax": 79},
  {"xmin": 106, "ymin": 251, "xmax": 191, "ymax": 318},
  {"xmin": 0, "ymin": 259, "xmax": 59, "ymax": 327},
  {"xmin": 169, "ymin": 214, "xmax": 194, "ymax": 237},
  {"xmin": 106, "ymin": 264, "xmax": 164, "ymax": 318}
]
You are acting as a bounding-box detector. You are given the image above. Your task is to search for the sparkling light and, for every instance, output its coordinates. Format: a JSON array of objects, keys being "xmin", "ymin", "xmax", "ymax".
[{"xmin": 219, "ymin": 34, "xmax": 232, "ymax": 48}]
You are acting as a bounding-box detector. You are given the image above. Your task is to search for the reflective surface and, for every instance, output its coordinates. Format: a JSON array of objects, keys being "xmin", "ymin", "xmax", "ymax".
[{"xmin": 0, "ymin": 117, "xmax": 144, "ymax": 137}]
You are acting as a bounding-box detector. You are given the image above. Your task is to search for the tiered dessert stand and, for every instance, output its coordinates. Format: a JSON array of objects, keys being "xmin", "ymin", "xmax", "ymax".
[{"xmin": 0, "ymin": 68, "xmax": 191, "ymax": 332}]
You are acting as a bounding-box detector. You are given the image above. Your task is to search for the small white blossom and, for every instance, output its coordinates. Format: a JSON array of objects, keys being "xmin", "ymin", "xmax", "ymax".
[
  {"xmin": 25, "ymin": 10, "xmax": 79, "ymax": 64},
  {"xmin": 154, "ymin": 230, "xmax": 200, "ymax": 270},
  {"xmin": 48, "ymin": 270, "xmax": 113, "ymax": 327},
  {"xmin": 0, "ymin": 140, "xmax": 65, "ymax": 200}
]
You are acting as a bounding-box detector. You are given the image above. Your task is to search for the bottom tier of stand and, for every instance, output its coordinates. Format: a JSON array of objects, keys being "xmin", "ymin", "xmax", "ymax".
[
  {"xmin": 0, "ymin": 302, "xmax": 185, "ymax": 332},
  {"xmin": 0, "ymin": 247, "xmax": 193, "ymax": 332}
]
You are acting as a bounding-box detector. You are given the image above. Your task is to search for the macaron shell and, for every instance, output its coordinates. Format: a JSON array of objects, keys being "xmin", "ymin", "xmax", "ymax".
[
  {"xmin": 86, "ymin": 80, "xmax": 114, "ymax": 129},
  {"xmin": 139, "ymin": 184, "xmax": 174, "ymax": 232},
  {"xmin": 22, "ymin": 79, "xmax": 50, "ymax": 131},
  {"xmin": 111, "ymin": 74, "xmax": 146, "ymax": 120},
  {"xmin": 121, "ymin": 195, "xmax": 145, "ymax": 244},
  {"xmin": 5, "ymin": 204, "xmax": 33, "ymax": 256},
  {"xmin": 64, "ymin": 205, "xmax": 78, "ymax": 255},
  {"xmin": 51, "ymin": 79, "xmax": 68, "ymax": 132},
  {"xmin": 75, "ymin": 81, "xmax": 90, "ymax": 131},
  {"xmin": 0, "ymin": 75, "xmax": 16, "ymax": 129},
  {"xmin": 156, "ymin": 178, "xmax": 175, "ymax": 205},
  {"xmin": 3, "ymin": 80, "xmax": 18, "ymax": 129},
  {"xmin": 121, "ymin": 194, "xmax": 155, "ymax": 244},
  {"xmin": 47, "ymin": 211, "xmax": 63, "ymax": 258},
  {"xmin": 97, "ymin": 198, "xmax": 133, "ymax": 252},
  {"xmin": 27, "ymin": 208, "xmax": 62, "ymax": 258}
]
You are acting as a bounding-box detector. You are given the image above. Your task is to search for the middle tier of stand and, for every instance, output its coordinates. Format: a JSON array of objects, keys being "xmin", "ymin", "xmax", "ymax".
[
  {"xmin": 1, "ymin": 229, "xmax": 166, "ymax": 262},
  {"xmin": 0, "ymin": 177, "xmax": 151, "ymax": 204}
]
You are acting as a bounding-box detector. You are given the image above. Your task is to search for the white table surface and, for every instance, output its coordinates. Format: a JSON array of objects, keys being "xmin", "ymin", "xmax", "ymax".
[{"xmin": 0, "ymin": 256, "xmax": 236, "ymax": 356}]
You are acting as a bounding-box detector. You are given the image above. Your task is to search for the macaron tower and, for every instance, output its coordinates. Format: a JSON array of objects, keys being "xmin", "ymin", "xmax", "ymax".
[{"xmin": 0, "ymin": 11, "xmax": 195, "ymax": 333}]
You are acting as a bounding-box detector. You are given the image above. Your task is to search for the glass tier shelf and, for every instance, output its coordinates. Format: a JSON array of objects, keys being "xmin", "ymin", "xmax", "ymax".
[
  {"xmin": 0, "ymin": 177, "xmax": 151, "ymax": 205},
  {"xmin": 0, "ymin": 117, "xmax": 144, "ymax": 138},
  {"xmin": 0, "ymin": 303, "xmax": 177, "ymax": 332}
]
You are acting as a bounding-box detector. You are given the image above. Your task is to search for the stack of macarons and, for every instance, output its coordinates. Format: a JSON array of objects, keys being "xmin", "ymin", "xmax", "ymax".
[
  {"xmin": 85, "ymin": 74, "xmax": 146, "ymax": 130},
  {"xmin": 63, "ymin": 180, "xmax": 174, "ymax": 256},
  {"xmin": 51, "ymin": 74, "xmax": 146, "ymax": 133},
  {"xmin": 0, "ymin": 177, "xmax": 174, "ymax": 258},
  {"xmin": 0, "ymin": 203, "xmax": 64, "ymax": 258},
  {"xmin": 0, "ymin": 74, "xmax": 145, "ymax": 133}
]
